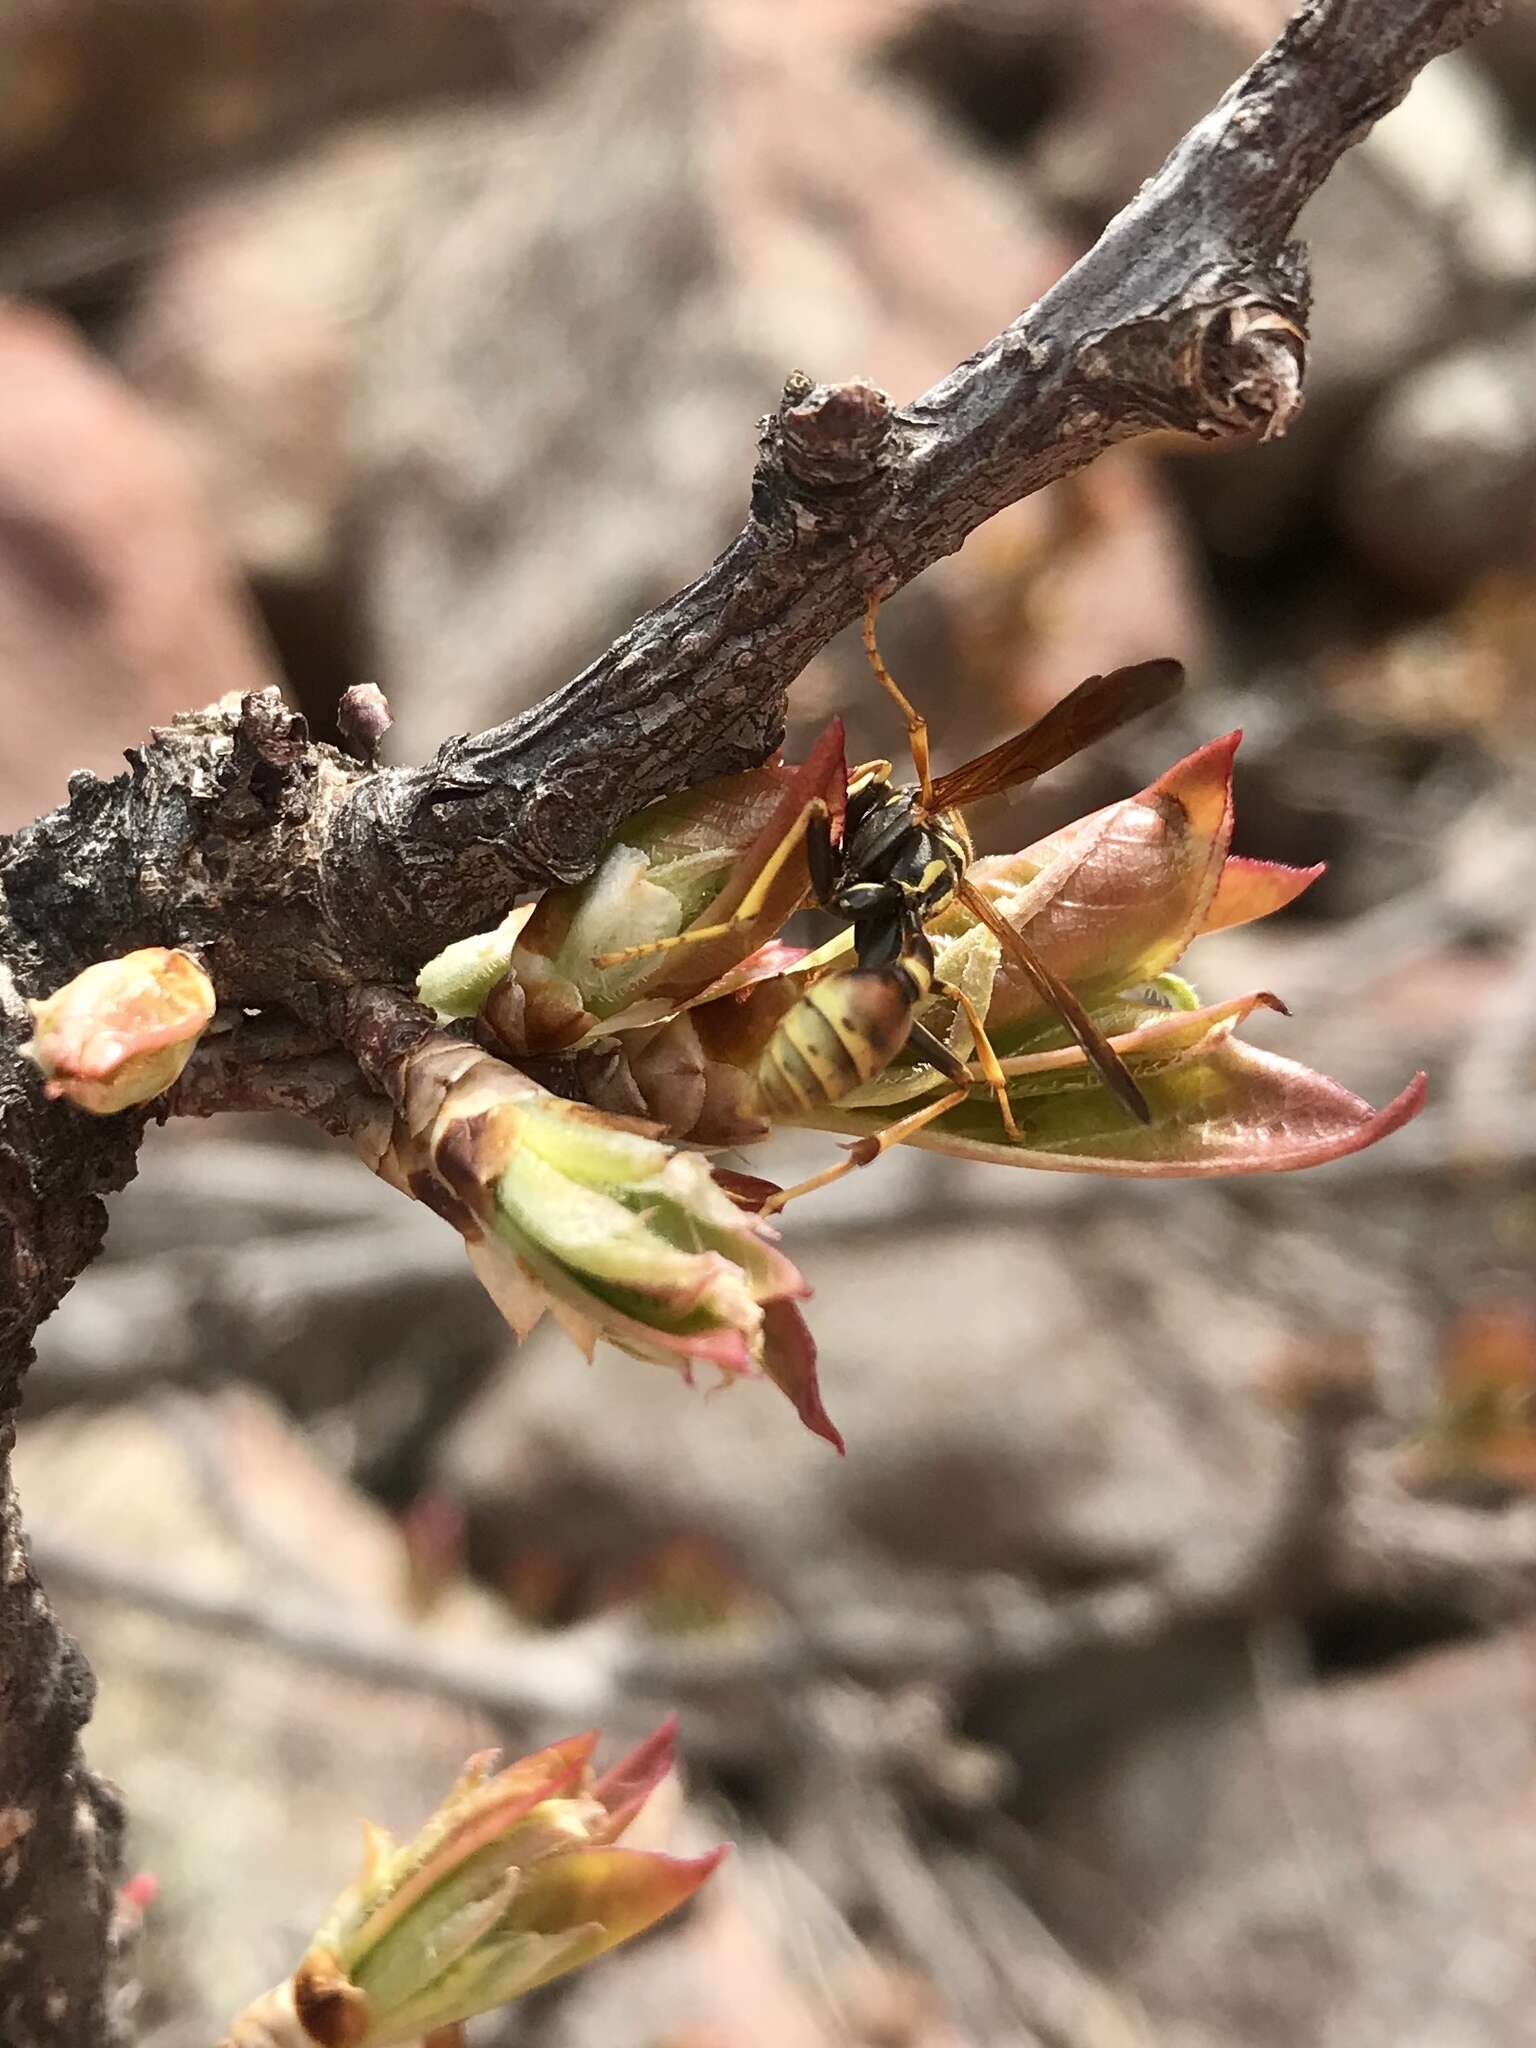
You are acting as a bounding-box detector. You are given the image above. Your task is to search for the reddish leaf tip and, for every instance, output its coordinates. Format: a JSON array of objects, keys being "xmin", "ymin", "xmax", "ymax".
[
  {"xmin": 663, "ymin": 1842, "xmax": 731, "ymax": 1893},
  {"xmin": 590, "ymin": 1717, "xmax": 683, "ymax": 1840},
  {"xmin": 485, "ymin": 1728, "xmax": 601, "ymax": 1806},
  {"xmin": 814, "ymin": 1412, "xmax": 848, "ymax": 1458},
  {"xmin": 1378, "ymin": 1068, "xmax": 1430, "ymax": 1134},
  {"xmin": 1151, "ymin": 728, "xmax": 1241, "ymax": 790},
  {"xmin": 1201, "ymin": 855, "xmax": 1327, "ymax": 935},
  {"xmin": 799, "ymin": 716, "xmax": 848, "ymax": 795},
  {"xmin": 761, "ymin": 1299, "xmax": 845, "ymax": 1453}
]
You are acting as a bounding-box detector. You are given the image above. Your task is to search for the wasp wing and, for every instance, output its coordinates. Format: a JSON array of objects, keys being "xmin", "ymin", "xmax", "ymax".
[
  {"xmin": 954, "ymin": 876, "xmax": 1152, "ymax": 1124},
  {"xmin": 928, "ymin": 659, "xmax": 1184, "ymax": 814}
]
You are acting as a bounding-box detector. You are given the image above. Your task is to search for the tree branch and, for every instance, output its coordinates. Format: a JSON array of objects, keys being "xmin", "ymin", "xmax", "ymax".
[
  {"xmin": 0, "ymin": 2, "xmax": 1501, "ymax": 2038},
  {"xmin": 2, "ymin": 2, "xmax": 1497, "ymax": 997},
  {"xmin": 344, "ymin": 0, "xmax": 1500, "ymax": 949}
]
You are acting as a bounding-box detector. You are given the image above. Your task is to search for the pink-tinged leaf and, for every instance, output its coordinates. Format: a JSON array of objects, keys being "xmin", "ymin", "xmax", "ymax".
[
  {"xmin": 591, "ymin": 1718, "xmax": 679, "ymax": 1843},
  {"xmin": 452, "ymin": 1733, "xmax": 598, "ymax": 1835},
  {"xmin": 955, "ymin": 734, "xmax": 1240, "ymax": 1033},
  {"xmin": 498, "ymin": 727, "xmax": 844, "ymax": 1049},
  {"xmin": 624, "ymin": 720, "xmax": 847, "ymax": 1010},
  {"xmin": 692, "ymin": 939, "xmax": 814, "ymax": 1003},
  {"xmin": 761, "ymin": 1298, "xmax": 845, "ymax": 1454},
  {"xmin": 812, "ymin": 1043, "xmax": 1426, "ymax": 1179},
  {"xmin": 826, "ymin": 994, "xmax": 1284, "ymax": 1112},
  {"xmin": 377, "ymin": 1927, "xmax": 595, "ymax": 2038},
  {"xmin": 549, "ymin": 1297, "xmax": 601, "ymax": 1363},
  {"xmin": 728, "ymin": 1226, "xmax": 811, "ymax": 1314},
  {"xmin": 983, "ymin": 991, "xmax": 1284, "ymax": 1083},
  {"xmin": 921, "ymin": 1056, "xmax": 1425, "ymax": 1187},
  {"xmin": 508, "ymin": 1845, "xmax": 728, "ymax": 1980},
  {"xmin": 345, "ymin": 1733, "xmax": 598, "ymax": 1963},
  {"xmin": 1201, "ymin": 857, "xmax": 1326, "ymax": 934},
  {"xmin": 819, "ymin": 993, "xmax": 1278, "ymax": 1113},
  {"xmin": 690, "ymin": 1180, "xmax": 806, "ymax": 1301},
  {"xmin": 512, "ymin": 777, "xmax": 782, "ymax": 984}
]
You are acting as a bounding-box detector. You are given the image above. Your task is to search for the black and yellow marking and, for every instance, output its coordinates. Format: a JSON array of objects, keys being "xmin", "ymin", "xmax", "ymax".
[
  {"xmin": 754, "ymin": 964, "xmax": 920, "ymax": 1120},
  {"xmin": 596, "ymin": 593, "xmax": 1182, "ymax": 1211}
]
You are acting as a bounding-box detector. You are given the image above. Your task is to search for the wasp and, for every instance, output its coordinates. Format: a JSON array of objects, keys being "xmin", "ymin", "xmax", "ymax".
[{"xmin": 597, "ymin": 595, "xmax": 1183, "ymax": 1205}]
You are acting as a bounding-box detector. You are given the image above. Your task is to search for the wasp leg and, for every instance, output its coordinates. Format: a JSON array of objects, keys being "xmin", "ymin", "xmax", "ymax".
[
  {"xmin": 592, "ymin": 796, "xmax": 828, "ymax": 969},
  {"xmin": 953, "ymin": 873, "xmax": 1151, "ymax": 1124},
  {"xmin": 760, "ymin": 1084, "xmax": 969, "ymax": 1213},
  {"xmin": 863, "ymin": 593, "xmax": 934, "ymax": 810},
  {"xmin": 939, "ymin": 982, "xmax": 1024, "ymax": 1143}
]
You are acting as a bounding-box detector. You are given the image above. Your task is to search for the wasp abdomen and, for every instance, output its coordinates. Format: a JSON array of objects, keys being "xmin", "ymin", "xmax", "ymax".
[{"xmin": 753, "ymin": 967, "xmax": 918, "ymax": 1118}]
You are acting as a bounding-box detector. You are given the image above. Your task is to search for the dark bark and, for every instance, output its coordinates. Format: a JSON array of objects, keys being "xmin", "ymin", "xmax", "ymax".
[{"xmin": 0, "ymin": 1, "xmax": 1501, "ymax": 2039}]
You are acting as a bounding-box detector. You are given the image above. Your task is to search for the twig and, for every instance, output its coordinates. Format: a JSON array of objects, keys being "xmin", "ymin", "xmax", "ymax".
[
  {"xmin": 43, "ymin": 1440, "xmax": 1536, "ymax": 1729},
  {"xmin": 165, "ymin": 1027, "xmax": 373, "ymax": 1138},
  {"xmin": 28, "ymin": 1533, "xmax": 1186, "ymax": 1737},
  {"xmin": 32, "ymin": 1532, "xmax": 626, "ymax": 1726},
  {"xmin": 1332, "ymin": 1453, "xmax": 1536, "ymax": 1619}
]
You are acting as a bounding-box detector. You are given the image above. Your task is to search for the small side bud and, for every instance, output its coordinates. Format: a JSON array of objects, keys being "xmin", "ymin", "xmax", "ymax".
[
  {"xmin": 336, "ymin": 684, "xmax": 393, "ymax": 764},
  {"xmin": 415, "ymin": 909, "xmax": 533, "ymax": 1021},
  {"xmin": 24, "ymin": 948, "xmax": 216, "ymax": 1114}
]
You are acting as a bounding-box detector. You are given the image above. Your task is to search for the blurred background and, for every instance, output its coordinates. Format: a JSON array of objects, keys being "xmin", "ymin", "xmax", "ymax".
[{"xmin": 8, "ymin": 2, "xmax": 1536, "ymax": 2043}]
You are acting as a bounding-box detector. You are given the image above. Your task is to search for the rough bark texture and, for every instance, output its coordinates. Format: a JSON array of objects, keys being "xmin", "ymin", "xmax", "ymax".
[{"xmin": 0, "ymin": 1, "xmax": 1501, "ymax": 2041}]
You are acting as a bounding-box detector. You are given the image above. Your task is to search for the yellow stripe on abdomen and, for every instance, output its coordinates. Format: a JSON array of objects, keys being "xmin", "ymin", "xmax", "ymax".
[
  {"xmin": 806, "ymin": 981, "xmax": 896, "ymax": 1086},
  {"xmin": 753, "ymin": 1029, "xmax": 819, "ymax": 1118},
  {"xmin": 755, "ymin": 1006, "xmax": 859, "ymax": 1115},
  {"xmin": 753, "ymin": 975, "xmax": 911, "ymax": 1118}
]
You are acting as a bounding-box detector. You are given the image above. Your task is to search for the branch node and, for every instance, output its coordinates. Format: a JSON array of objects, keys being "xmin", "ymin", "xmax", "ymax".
[
  {"xmin": 1196, "ymin": 297, "xmax": 1309, "ymax": 443},
  {"xmin": 220, "ymin": 690, "xmax": 317, "ymax": 834},
  {"xmin": 775, "ymin": 376, "xmax": 894, "ymax": 493},
  {"xmin": 337, "ymin": 984, "xmax": 439, "ymax": 1097}
]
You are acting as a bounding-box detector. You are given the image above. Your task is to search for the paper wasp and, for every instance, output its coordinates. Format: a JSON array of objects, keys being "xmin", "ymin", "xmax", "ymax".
[{"xmin": 596, "ymin": 595, "xmax": 1183, "ymax": 1202}]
